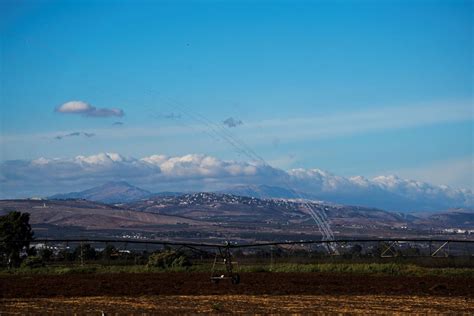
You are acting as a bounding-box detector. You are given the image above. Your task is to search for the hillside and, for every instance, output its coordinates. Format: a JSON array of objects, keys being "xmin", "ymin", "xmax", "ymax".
[
  {"xmin": 126, "ymin": 192, "xmax": 411, "ymax": 229},
  {"xmin": 2, "ymin": 192, "xmax": 472, "ymax": 242},
  {"xmin": 49, "ymin": 181, "xmax": 151, "ymax": 203},
  {"xmin": 414, "ymin": 209, "xmax": 474, "ymax": 229},
  {"xmin": 0, "ymin": 199, "xmax": 201, "ymax": 232}
]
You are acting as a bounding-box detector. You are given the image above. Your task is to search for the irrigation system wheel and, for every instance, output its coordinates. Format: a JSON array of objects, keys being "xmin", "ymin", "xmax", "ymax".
[
  {"xmin": 231, "ymin": 273, "xmax": 240, "ymax": 284},
  {"xmin": 210, "ymin": 244, "xmax": 240, "ymax": 285}
]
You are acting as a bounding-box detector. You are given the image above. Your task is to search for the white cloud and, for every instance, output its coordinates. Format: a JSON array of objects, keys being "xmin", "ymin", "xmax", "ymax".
[
  {"xmin": 143, "ymin": 154, "xmax": 260, "ymax": 178},
  {"xmin": 55, "ymin": 101, "xmax": 124, "ymax": 118},
  {"xmin": 0, "ymin": 152, "xmax": 472, "ymax": 211},
  {"xmin": 287, "ymin": 170, "xmax": 473, "ymax": 211},
  {"xmin": 56, "ymin": 101, "xmax": 93, "ymax": 113},
  {"xmin": 31, "ymin": 157, "xmax": 50, "ymax": 165},
  {"xmin": 140, "ymin": 154, "xmax": 168, "ymax": 165},
  {"xmin": 74, "ymin": 152, "xmax": 127, "ymax": 164}
]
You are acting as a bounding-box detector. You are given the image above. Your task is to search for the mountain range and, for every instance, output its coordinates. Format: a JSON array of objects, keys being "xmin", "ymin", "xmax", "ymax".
[
  {"xmin": 48, "ymin": 181, "xmax": 473, "ymax": 215},
  {"xmin": 49, "ymin": 182, "xmax": 307, "ymax": 204},
  {"xmin": 49, "ymin": 181, "xmax": 152, "ymax": 203}
]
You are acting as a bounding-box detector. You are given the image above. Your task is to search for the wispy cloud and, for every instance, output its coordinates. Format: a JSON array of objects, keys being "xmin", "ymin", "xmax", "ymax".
[
  {"xmin": 54, "ymin": 132, "xmax": 96, "ymax": 140},
  {"xmin": 241, "ymin": 102, "xmax": 472, "ymax": 143},
  {"xmin": 150, "ymin": 112, "xmax": 182, "ymax": 120},
  {"xmin": 5, "ymin": 101, "xmax": 470, "ymax": 146},
  {"xmin": 55, "ymin": 101, "xmax": 124, "ymax": 118}
]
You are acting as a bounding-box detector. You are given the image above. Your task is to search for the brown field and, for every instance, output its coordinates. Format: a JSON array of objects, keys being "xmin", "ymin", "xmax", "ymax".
[
  {"xmin": 1, "ymin": 272, "xmax": 473, "ymax": 314},
  {"xmin": 2, "ymin": 295, "xmax": 473, "ymax": 314}
]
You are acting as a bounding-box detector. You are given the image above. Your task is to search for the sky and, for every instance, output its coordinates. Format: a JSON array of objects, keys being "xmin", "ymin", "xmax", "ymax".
[{"xmin": 0, "ymin": 0, "xmax": 473, "ymax": 203}]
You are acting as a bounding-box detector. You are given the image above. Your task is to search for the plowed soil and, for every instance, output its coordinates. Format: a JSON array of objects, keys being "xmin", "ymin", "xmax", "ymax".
[
  {"xmin": 1, "ymin": 273, "xmax": 472, "ymax": 314},
  {"xmin": 1, "ymin": 272, "xmax": 472, "ymax": 298}
]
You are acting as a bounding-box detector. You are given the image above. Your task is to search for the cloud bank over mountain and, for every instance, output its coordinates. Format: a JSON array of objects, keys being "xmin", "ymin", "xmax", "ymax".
[{"xmin": 0, "ymin": 153, "xmax": 472, "ymax": 211}]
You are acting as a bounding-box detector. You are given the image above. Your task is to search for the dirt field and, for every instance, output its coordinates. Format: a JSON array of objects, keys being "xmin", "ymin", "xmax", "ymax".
[
  {"xmin": 1, "ymin": 272, "xmax": 473, "ymax": 297},
  {"xmin": 2, "ymin": 295, "xmax": 473, "ymax": 314},
  {"xmin": 1, "ymin": 272, "xmax": 472, "ymax": 313}
]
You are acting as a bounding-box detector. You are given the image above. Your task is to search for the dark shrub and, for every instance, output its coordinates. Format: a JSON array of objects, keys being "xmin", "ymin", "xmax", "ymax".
[
  {"xmin": 147, "ymin": 250, "xmax": 191, "ymax": 268},
  {"xmin": 39, "ymin": 248, "xmax": 53, "ymax": 261},
  {"xmin": 74, "ymin": 244, "xmax": 97, "ymax": 261},
  {"xmin": 21, "ymin": 255, "xmax": 44, "ymax": 269}
]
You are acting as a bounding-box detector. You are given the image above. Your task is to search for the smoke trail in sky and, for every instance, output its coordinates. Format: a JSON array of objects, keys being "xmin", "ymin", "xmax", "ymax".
[{"xmin": 147, "ymin": 91, "xmax": 335, "ymax": 242}]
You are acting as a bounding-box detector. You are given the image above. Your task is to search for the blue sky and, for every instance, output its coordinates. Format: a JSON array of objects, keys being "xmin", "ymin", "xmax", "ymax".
[{"xmin": 1, "ymin": 0, "xmax": 473, "ymax": 190}]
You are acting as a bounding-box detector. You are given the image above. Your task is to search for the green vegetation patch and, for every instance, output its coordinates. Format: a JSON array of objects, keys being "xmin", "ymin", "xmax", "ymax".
[
  {"xmin": 240, "ymin": 262, "xmax": 474, "ymax": 277},
  {"xmin": 1, "ymin": 262, "xmax": 473, "ymax": 277}
]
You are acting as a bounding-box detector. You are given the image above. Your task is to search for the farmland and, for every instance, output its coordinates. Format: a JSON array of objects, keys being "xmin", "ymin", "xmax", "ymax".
[
  {"xmin": 1, "ymin": 271, "xmax": 473, "ymax": 313},
  {"xmin": 2, "ymin": 295, "xmax": 473, "ymax": 314}
]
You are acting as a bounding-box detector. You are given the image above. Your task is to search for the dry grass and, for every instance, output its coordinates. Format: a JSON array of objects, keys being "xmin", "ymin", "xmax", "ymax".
[{"xmin": 2, "ymin": 295, "xmax": 473, "ymax": 314}]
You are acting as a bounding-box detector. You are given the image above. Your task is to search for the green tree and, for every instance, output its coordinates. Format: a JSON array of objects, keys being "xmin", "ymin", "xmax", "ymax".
[
  {"xmin": 102, "ymin": 244, "xmax": 117, "ymax": 260},
  {"xmin": 0, "ymin": 211, "xmax": 34, "ymax": 267},
  {"xmin": 74, "ymin": 243, "xmax": 97, "ymax": 261},
  {"xmin": 38, "ymin": 247, "xmax": 53, "ymax": 261},
  {"xmin": 147, "ymin": 250, "xmax": 191, "ymax": 269},
  {"xmin": 21, "ymin": 255, "xmax": 44, "ymax": 269}
]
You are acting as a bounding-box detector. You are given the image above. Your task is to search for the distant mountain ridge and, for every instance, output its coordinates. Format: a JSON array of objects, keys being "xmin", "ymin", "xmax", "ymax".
[
  {"xmin": 49, "ymin": 183, "xmax": 320, "ymax": 205},
  {"xmin": 220, "ymin": 184, "xmax": 309, "ymax": 200},
  {"xmin": 48, "ymin": 181, "xmax": 474, "ymax": 215},
  {"xmin": 49, "ymin": 181, "xmax": 151, "ymax": 203}
]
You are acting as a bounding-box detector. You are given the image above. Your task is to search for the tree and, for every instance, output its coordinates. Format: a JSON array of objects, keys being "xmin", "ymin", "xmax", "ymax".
[
  {"xmin": 38, "ymin": 247, "xmax": 53, "ymax": 261},
  {"xmin": 102, "ymin": 244, "xmax": 117, "ymax": 260},
  {"xmin": 350, "ymin": 244, "xmax": 363, "ymax": 257},
  {"xmin": 0, "ymin": 211, "xmax": 34, "ymax": 267},
  {"xmin": 147, "ymin": 250, "xmax": 192, "ymax": 269},
  {"xmin": 74, "ymin": 243, "xmax": 97, "ymax": 261}
]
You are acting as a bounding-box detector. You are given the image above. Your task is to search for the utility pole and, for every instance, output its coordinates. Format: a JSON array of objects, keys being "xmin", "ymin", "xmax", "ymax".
[
  {"xmin": 270, "ymin": 245, "xmax": 274, "ymax": 271},
  {"xmin": 80, "ymin": 242, "xmax": 84, "ymax": 266}
]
